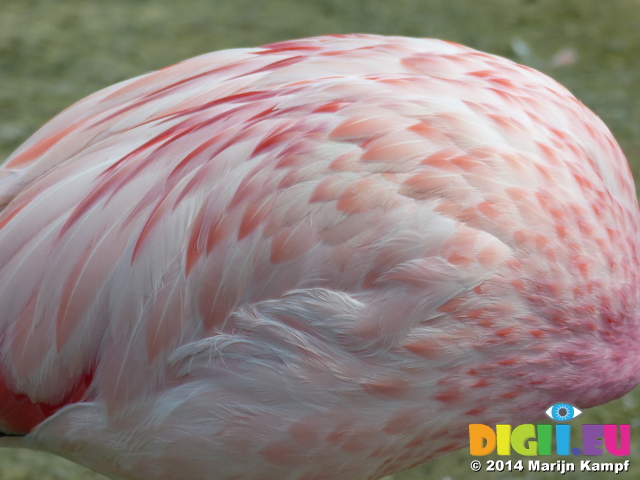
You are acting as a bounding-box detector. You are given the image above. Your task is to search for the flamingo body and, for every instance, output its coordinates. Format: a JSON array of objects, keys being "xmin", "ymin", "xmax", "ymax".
[{"xmin": 0, "ymin": 34, "xmax": 639, "ymax": 479}]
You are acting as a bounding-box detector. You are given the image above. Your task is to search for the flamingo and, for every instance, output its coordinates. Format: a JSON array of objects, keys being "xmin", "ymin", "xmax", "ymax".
[{"xmin": 0, "ymin": 34, "xmax": 638, "ymax": 480}]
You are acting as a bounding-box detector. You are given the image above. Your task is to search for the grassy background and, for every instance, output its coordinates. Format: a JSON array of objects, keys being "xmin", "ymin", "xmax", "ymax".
[{"xmin": 1, "ymin": 0, "xmax": 639, "ymax": 478}]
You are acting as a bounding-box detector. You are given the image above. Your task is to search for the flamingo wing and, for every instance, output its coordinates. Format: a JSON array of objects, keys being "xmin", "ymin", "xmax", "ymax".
[{"xmin": 0, "ymin": 35, "xmax": 638, "ymax": 479}]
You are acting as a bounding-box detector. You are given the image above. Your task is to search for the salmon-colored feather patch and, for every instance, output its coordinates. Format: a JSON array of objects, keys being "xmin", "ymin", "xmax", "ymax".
[
  {"xmin": 336, "ymin": 177, "xmax": 395, "ymax": 213},
  {"xmin": 465, "ymin": 407, "xmax": 487, "ymax": 415},
  {"xmin": 206, "ymin": 211, "xmax": 237, "ymax": 254},
  {"xmin": 471, "ymin": 378, "xmax": 491, "ymax": 388},
  {"xmin": 361, "ymin": 378, "xmax": 409, "ymax": 398},
  {"xmin": 132, "ymin": 199, "xmax": 172, "ymax": 262},
  {"xmin": 403, "ymin": 338, "xmax": 442, "ymax": 359},
  {"xmin": 330, "ymin": 117, "xmax": 389, "ymax": 140},
  {"xmin": 6, "ymin": 122, "xmax": 78, "ymax": 168},
  {"xmin": 383, "ymin": 408, "xmax": 422, "ymax": 435},
  {"xmin": 477, "ymin": 243, "xmax": 508, "ymax": 268},
  {"xmin": 287, "ymin": 415, "xmax": 322, "ymax": 448},
  {"xmin": 56, "ymin": 240, "xmax": 101, "ymax": 350},
  {"xmin": 238, "ymin": 197, "xmax": 275, "ymax": 240},
  {"xmin": 494, "ymin": 327, "xmax": 516, "ymax": 338},
  {"xmin": 402, "ymin": 173, "xmax": 452, "ymax": 195},
  {"xmin": 259, "ymin": 438, "xmax": 307, "ymax": 467},
  {"xmin": 328, "ymin": 151, "xmax": 364, "ymax": 172},
  {"xmin": 185, "ymin": 205, "xmax": 207, "ymax": 275},
  {"xmin": 252, "ymin": 127, "xmax": 298, "ymax": 157},
  {"xmin": 270, "ymin": 223, "xmax": 316, "ymax": 263},
  {"xmin": 59, "ymin": 159, "xmax": 141, "ymax": 239},
  {"xmin": 436, "ymin": 296, "xmax": 466, "ymax": 314},
  {"xmin": 246, "ymin": 55, "xmax": 306, "ymax": 75},
  {"xmin": 10, "ymin": 293, "xmax": 47, "ymax": 378},
  {"xmin": 361, "ymin": 137, "xmax": 425, "ymax": 163},
  {"xmin": 501, "ymin": 391, "xmax": 522, "ymax": 399},
  {"xmin": 310, "ymin": 177, "xmax": 349, "ymax": 203},
  {"xmin": 435, "ymin": 442, "xmax": 461, "ymax": 453},
  {"xmin": 409, "ymin": 121, "xmax": 444, "ymax": 141},
  {"xmin": 313, "ymin": 101, "xmax": 348, "ymax": 113},
  {"xmin": 0, "ymin": 201, "xmax": 29, "ymax": 230},
  {"xmin": 434, "ymin": 387, "xmax": 461, "ymax": 403},
  {"xmin": 477, "ymin": 201, "xmax": 500, "ymax": 219}
]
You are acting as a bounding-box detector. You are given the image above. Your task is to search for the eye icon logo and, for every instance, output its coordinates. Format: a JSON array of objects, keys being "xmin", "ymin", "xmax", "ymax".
[{"xmin": 545, "ymin": 403, "xmax": 583, "ymax": 422}]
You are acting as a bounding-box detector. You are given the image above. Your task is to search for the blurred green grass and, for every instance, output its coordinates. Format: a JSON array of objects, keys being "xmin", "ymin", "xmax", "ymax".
[{"xmin": 1, "ymin": 0, "xmax": 639, "ymax": 479}]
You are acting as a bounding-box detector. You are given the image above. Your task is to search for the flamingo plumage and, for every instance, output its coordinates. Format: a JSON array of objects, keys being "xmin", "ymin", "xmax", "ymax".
[{"xmin": 0, "ymin": 34, "xmax": 638, "ymax": 479}]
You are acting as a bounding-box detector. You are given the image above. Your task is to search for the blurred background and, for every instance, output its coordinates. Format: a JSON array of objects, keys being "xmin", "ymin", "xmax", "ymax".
[{"xmin": 0, "ymin": 0, "xmax": 639, "ymax": 478}]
